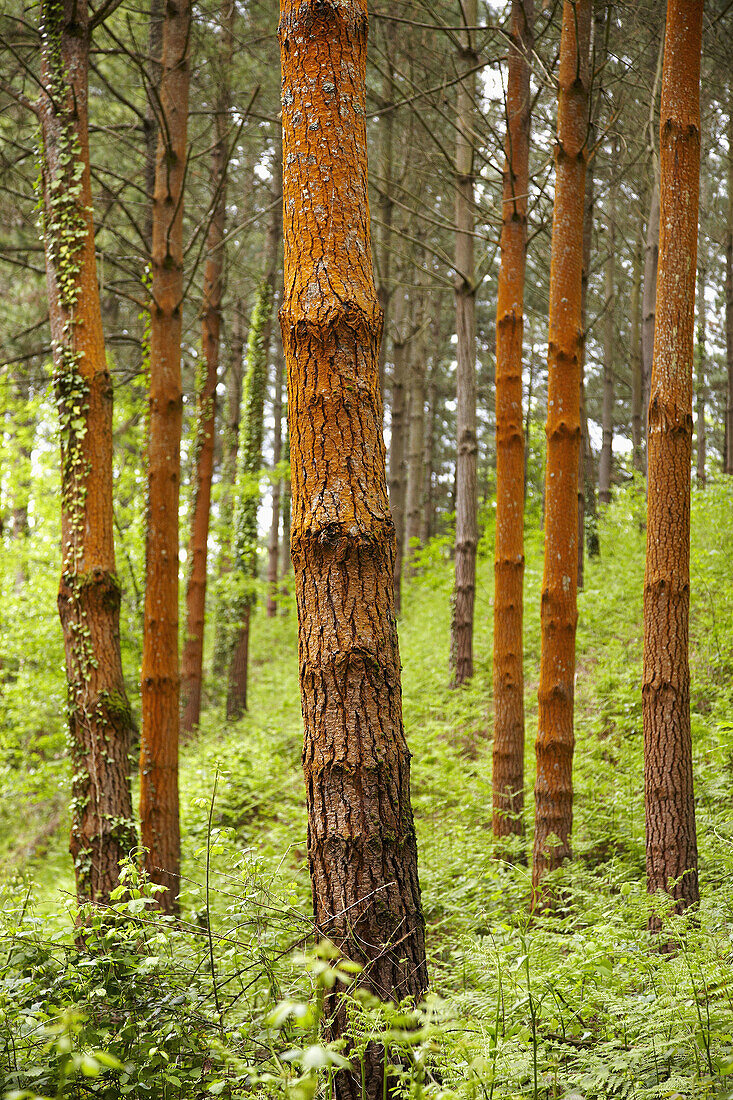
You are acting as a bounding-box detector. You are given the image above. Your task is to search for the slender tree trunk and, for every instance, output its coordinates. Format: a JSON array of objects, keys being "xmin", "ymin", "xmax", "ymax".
[
  {"xmin": 143, "ymin": 0, "xmax": 164, "ymax": 256},
  {"xmin": 226, "ymin": 283, "xmax": 272, "ymax": 719},
  {"xmin": 721, "ymin": 90, "xmax": 726, "ymax": 473},
  {"xmin": 267, "ymin": 326, "xmax": 285, "ymax": 616},
  {"xmin": 403, "ymin": 312, "xmax": 427, "ymax": 576},
  {"xmin": 39, "ymin": 0, "xmax": 135, "ymax": 905},
  {"xmin": 450, "ymin": 0, "xmax": 479, "ymax": 686},
  {"xmin": 631, "ymin": 212, "xmax": 644, "ymax": 472},
  {"xmin": 598, "ymin": 164, "xmax": 616, "ymax": 506},
  {"xmin": 696, "ymin": 258, "xmax": 706, "ymax": 487},
  {"xmin": 180, "ymin": 30, "xmax": 230, "ymax": 735},
  {"xmin": 140, "ymin": 0, "xmax": 192, "ymax": 912},
  {"xmin": 388, "ymin": 285, "xmax": 409, "ymax": 613},
  {"xmin": 643, "ymin": 0, "xmax": 702, "ymax": 922},
  {"xmin": 642, "ymin": 35, "xmax": 664, "ymax": 465},
  {"xmin": 492, "ymin": 0, "xmax": 533, "ymax": 848},
  {"xmin": 422, "ymin": 357, "xmax": 437, "ymax": 545},
  {"xmin": 532, "ymin": 0, "xmax": 591, "ymax": 898},
  {"xmin": 279, "ymin": 2, "xmax": 428, "ymax": 1092}
]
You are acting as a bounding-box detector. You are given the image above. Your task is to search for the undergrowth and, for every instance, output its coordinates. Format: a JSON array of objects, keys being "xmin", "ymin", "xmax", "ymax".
[{"xmin": 1, "ymin": 479, "xmax": 733, "ymax": 1098}]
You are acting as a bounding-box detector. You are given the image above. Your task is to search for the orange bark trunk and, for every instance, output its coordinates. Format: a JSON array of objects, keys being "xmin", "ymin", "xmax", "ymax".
[
  {"xmin": 492, "ymin": 0, "xmax": 533, "ymax": 848},
  {"xmin": 39, "ymin": 0, "xmax": 136, "ymax": 904},
  {"xmin": 643, "ymin": 0, "xmax": 703, "ymax": 919},
  {"xmin": 140, "ymin": 0, "xmax": 192, "ymax": 913},
  {"xmin": 279, "ymin": 1, "xmax": 427, "ymax": 1090},
  {"xmin": 180, "ymin": 66, "xmax": 229, "ymax": 736},
  {"xmin": 532, "ymin": 0, "xmax": 591, "ymax": 896}
]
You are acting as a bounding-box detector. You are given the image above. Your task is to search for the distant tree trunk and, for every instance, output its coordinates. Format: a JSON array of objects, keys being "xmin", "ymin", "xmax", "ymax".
[
  {"xmin": 641, "ymin": 36, "xmax": 664, "ymax": 464},
  {"xmin": 39, "ymin": 0, "xmax": 135, "ymax": 905},
  {"xmin": 450, "ymin": 0, "xmax": 479, "ymax": 686},
  {"xmin": 180, "ymin": 31, "xmax": 230, "ymax": 735},
  {"xmin": 492, "ymin": 0, "xmax": 533, "ymax": 848},
  {"xmin": 598, "ymin": 164, "xmax": 616, "ymax": 506},
  {"xmin": 643, "ymin": 0, "xmax": 702, "ymax": 922},
  {"xmin": 388, "ymin": 283, "xmax": 410, "ymax": 612},
  {"xmin": 226, "ymin": 283, "xmax": 272, "ymax": 719},
  {"xmin": 422, "ymin": 356, "xmax": 437, "ymax": 545},
  {"xmin": 532, "ymin": 0, "xmax": 591, "ymax": 898},
  {"xmin": 696, "ymin": 258, "xmax": 706, "ymax": 487},
  {"xmin": 213, "ymin": 301, "xmax": 244, "ymax": 674},
  {"xmin": 631, "ymin": 212, "xmax": 644, "ymax": 473},
  {"xmin": 267, "ymin": 326, "xmax": 285, "ymax": 616},
  {"xmin": 11, "ymin": 366, "xmax": 32, "ymax": 590},
  {"xmin": 404, "ymin": 320, "xmax": 427, "ymax": 577},
  {"xmin": 279, "ymin": 2, "xmax": 428, "ymax": 1093},
  {"xmin": 140, "ymin": 0, "xmax": 192, "ymax": 913}
]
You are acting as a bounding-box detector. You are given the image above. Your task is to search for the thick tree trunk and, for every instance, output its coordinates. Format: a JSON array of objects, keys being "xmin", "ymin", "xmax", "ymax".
[
  {"xmin": 267, "ymin": 326, "xmax": 285, "ymax": 616},
  {"xmin": 492, "ymin": 0, "xmax": 533, "ymax": 848},
  {"xmin": 39, "ymin": 0, "xmax": 135, "ymax": 905},
  {"xmin": 532, "ymin": 0, "xmax": 591, "ymax": 898},
  {"xmin": 180, "ymin": 50, "xmax": 229, "ymax": 735},
  {"xmin": 140, "ymin": 0, "xmax": 192, "ymax": 913},
  {"xmin": 375, "ymin": 21, "xmax": 395, "ymax": 405},
  {"xmin": 643, "ymin": 0, "xmax": 702, "ymax": 921},
  {"xmin": 631, "ymin": 213, "xmax": 644, "ymax": 473},
  {"xmin": 450, "ymin": 0, "xmax": 479, "ymax": 686},
  {"xmin": 279, "ymin": 2, "xmax": 428, "ymax": 1092},
  {"xmin": 641, "ymin": 34, "xmax": 664, "ymax": 467},
  {"xmin": 598, "ymin": 168, "xmax": 616, "ymax": 506}
]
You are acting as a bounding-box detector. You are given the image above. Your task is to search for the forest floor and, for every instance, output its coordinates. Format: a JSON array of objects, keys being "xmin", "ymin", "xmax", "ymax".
[{"xmin": 2, "ymin": 479, "xmax": 733, "ymax": 1098}]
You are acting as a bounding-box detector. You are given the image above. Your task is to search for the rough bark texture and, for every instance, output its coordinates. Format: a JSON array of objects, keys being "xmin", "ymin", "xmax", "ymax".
[
  {"xmin": 643, "ymin": 0, "xmax": 702, "ymax": 920},
  {"xmin": 598, "ymin": 166, "xmax": 616, "ymax": 506},
  {"xmin": 532, "ymin": 0, "xmax": 591, "ymax": 897},
  {"xmin": 695, "ymin": 257, "xmax": 706, "ymax": 487},
  {"xmin": 180, "ymin": 43, "xmax": 229, "ymax": 735},
  {"xmin": 39, "ymin": 0, "xmax": 135, "ymax": 905},
  {"xmin": 140, "ymin": 0, "xmax": 191, "ymax": 913},
  {"xmin": 279, "ymin": 1, "xmax": 428, "ymax": 1092},
  {"xmin": 450, "ymin": 0, "xmax": 479, "ymax": 686},
  {"xmin": 641, "ymin": 35, "xmax": 664, "ymax": 463},
  {"xmin": 492, "ymin": 0, "xmax": 533, "ymax": 847}
]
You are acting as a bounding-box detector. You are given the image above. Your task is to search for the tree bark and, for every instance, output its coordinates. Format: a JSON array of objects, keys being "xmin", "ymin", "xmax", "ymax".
[
  {"xmin": 643, "ymin": 0, "xmax": 702, "ymax": 921},
  {"xmin": 279, "ymin": 2, "xmax": 428, "ymax": 1091},
  {"xmin": 641, "ymin": 34, "xmax": 664, "ymax": 465},
  {"xmin": 532, "ymin": 0, "xmax": 591, "ymax": 898},
  {"xmin": 598, "ymin": 160, "xmax": 616, "ymax": 506},
  {"xmin": 450, "ymin": 0, "xmax": 479, "ymax": 687},
  {"xmin": 695, "ymin": 258, "xmax": 706, "ymax": 488},
  {"xmin": 39, "ymin": 0, "xmax": 136, "ymax": 905},
  {"xmin": 388, "ymin": 285, "xmax": 409, "ymax": 614},
  {"xmin": 180, "ymin": 21, "xmax": 230, "ymax": 735},
  {"xmin": 492, "ymin": 0, "xmax": 533, "ymax": 848},
  {"xmin": 140, "ymin": 0, "xmax": 192, "ymax": 913}
]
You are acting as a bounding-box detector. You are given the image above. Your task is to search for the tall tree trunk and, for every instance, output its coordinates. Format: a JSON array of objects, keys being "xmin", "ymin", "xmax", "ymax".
[
  {"xmin": 450, "ymin": 0, "xmax": 479, "ymax": 686},
  {"xmin": 143, "ymin": 0, "xmax": 164, "ymax": 256},
  {"xmin": 279, "ymin": 420, "xmax": 291, "ymax": 605},
  {"xmin": 403, "ymin": 310, "xmax": 427, "ymax": 577},
  {"xmin": 226, "ymin": 283, "xmax": 273, "ymax": 719},
  {"xmin": 267, "ymin": 325, "xmax": 285, "ymax": 616},
  {"xmin": 696, "ymin": 258, "xmax": 706, "ymax": 487},
  {"xmin": 140, "ymin": 0, "xmax": 192, "ymax": 913},
  {"xmin": 422, "ymin": 355, "xmax": 437, "ymax": 545},
  {"xmin": 598, "ymin": 162, "xmax": 616, "ymax": 506},
  {"xmin": 375, "ymin": 20, "xmax": 395, "ymax": 405},
  {"xmin": 213, "ymin": 300, "xmax": 244, "ymax": 674},
  {"xmin": 532, "ymin": 0, "xmax": 591, "ymax": 898},
  {"xmin": 492, "ymin": 0, "xmax": 533, "ymax": 848},
  {"xmin": 641, "ymin": 35, "xmax": 665, "ymax": 465},
  {"xmin": 631, "ymin": 212, "xmax": 644, "ymax": 473},
  {"xmin": 180, "ymin": 24, "xmax": 230, "ymax": 735},
  {"xmin": 388, "ymin": 284, "xmax": 409, "ymax": 613},
  {"xmin": 39, "ymin": 0, "xmax": 136, "ymax": 905},
  {"xmin": 643, "ymin": 0, "xmax": 702, "ymax": 922},
  {"xmin": 279, "ymin": 2, "xmax": 428, "ymax": 1092}
]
